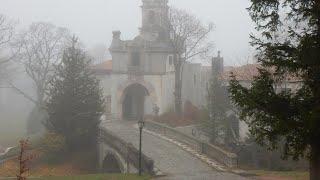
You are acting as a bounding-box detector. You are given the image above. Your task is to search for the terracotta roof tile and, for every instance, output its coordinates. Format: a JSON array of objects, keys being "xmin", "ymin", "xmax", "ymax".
[
  {"xmin": 222, "ymin": 64, "xmax": 301, "ymax": 82},
  {"xmin": 223, "ymin": 64, "xmax": 261, "ymax": 81},
  {"xmin": 92, "ymin": 60, "xmax": 112, "ymax": 74}
]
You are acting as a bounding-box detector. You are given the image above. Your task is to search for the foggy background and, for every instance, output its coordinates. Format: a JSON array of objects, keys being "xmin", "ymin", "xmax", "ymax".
[
  {"xmin": 0, "ymin": 0, "xmax": 255, "ymax": 66},
  {"xmin": 0, "ymin": 0, "xmax": 254, "ymax": 146}
]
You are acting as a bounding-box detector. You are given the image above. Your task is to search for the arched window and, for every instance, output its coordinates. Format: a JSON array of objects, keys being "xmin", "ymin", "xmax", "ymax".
[
  {"xmin": 131, "ymin": 52, "xmax": 140, "ymax": 66},
  {"xmin": 149, "ymin": 11, "xmax": 156, "ymax": 24}
]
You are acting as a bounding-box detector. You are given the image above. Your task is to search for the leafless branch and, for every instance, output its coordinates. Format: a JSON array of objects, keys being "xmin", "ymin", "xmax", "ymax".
[
  {"xmin": 11, "ymin": 22, "xmax": 70, "ymax": 106},
  {"xmin": 0, "ymin": 14, "xmax": 16, "ymax": 83},
  {"xmin": 165, "ymin": 7, "xmax": 214, "ymax": 113}
]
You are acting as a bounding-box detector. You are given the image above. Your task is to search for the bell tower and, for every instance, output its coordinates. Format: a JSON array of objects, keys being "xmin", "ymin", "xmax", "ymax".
[{"xmin": 140, "ymin": 0, "xmax": 170, "ymax": 41}]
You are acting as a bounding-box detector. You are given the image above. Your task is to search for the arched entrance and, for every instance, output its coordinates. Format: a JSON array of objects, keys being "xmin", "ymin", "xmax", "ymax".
[
  {"xmin": 122, "ymin": 83, "xmax": 149, "ymax": 120},
  {"xmin": 102, "ymin": 153, "xmax": 123, "ymax": 173}
]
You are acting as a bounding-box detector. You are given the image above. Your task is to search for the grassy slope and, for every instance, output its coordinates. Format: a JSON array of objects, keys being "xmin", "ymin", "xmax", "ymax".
[
  {"xmin": 29, "ymin": 174, "xmax": 151, "ymax": 180},
  {"xmin": 249, "ymin": 170, "xmax": 309, "ymax": 180}
]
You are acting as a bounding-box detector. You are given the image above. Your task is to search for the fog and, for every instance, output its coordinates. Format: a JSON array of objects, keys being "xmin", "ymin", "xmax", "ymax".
[
  {"xmin": 0, "ymin": 0, "xmax": 254, "ymax": 146},
  {"xmin": 0, "ymin": 0, "xmax": 254, "ymax": 66},
  {"xmin": 0, "ymin": 0, "xmax": 312, "ymax": 179}
]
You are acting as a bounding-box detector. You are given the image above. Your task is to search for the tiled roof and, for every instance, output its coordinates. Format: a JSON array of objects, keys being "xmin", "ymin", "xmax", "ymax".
[
  {"xmin": 222, "ymin": 64, "xmax": 261, "ymax": 81},
  {"xmin": 222, "ymin": 64, "xmax": 301, "ymax": 82},
  {"xmin": 92, "ymin": 60, "xmax": 112, "ymax": 74}
]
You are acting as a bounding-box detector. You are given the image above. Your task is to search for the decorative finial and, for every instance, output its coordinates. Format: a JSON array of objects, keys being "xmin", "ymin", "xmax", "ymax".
[{"xmin": 112, "ymin": 31, "xmax": 121, "ymax": 39}]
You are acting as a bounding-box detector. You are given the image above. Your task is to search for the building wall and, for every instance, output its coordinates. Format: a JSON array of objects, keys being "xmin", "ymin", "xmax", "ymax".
[
  {"xmin": 182, "ymin": 63, "xmax": 211, "ymax": 108},
  {"xmin": 112, "ymin": 52, "xmax": 128, "ymax": 72}
]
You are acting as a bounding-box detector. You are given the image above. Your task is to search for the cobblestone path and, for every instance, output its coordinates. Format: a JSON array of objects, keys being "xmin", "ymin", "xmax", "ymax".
[{"xmin": 103, "ymin": 120, "xmax": 250, "ymax": 180}]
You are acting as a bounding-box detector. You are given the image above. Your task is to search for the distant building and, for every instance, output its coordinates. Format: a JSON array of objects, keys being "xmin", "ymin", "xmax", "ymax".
[
  {"xmin": 222, "ymin": 64, "xmax": 303, "ymax": 141},
  {"xmin": 93, "ymin": 0, "xmax": 211, "ymax": 120}
]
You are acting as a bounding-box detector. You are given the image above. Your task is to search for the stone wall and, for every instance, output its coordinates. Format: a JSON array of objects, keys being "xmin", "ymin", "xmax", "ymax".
[
  {"xmin": 99, "ymin": 128, "xmax": 155, "ymax": 175},
  {"xmin": 144, "ymin": 120, "xmax": 237, "ymax": 168}
]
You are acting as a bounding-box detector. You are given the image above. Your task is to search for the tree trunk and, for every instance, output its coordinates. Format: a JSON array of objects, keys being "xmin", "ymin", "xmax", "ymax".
[
  {"xmin": 174, "ymin": 65, "xmax": 182, "ymax": 115},
  {"xmin": 310, "ymin": 144, "xmax": 320, "ymax": 180}
]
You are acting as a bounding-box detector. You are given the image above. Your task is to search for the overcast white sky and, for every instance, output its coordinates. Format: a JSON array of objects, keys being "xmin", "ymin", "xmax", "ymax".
[{"xmin": 0, "ymin": 0, "xmax": 255, "ymax": 66}]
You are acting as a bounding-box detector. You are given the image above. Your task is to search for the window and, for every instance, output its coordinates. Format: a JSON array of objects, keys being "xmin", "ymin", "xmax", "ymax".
[
  {"xmin": 168, "ymin": 55, "xmax": 173, "ymax": 65},
  {"xmin": 131, "ymin": 52, "xmax": 140, "ymax": 66},
  {"xmin": 194, "ymin": 75, "xmax": 196, "ymax": 85},
  {"xmin": 149, "ymin": 11, "xmax": 156, "ymax": 24},
  {"xmin": 106, "ymin": 95, "xmax": 111, "ymax": 114}
]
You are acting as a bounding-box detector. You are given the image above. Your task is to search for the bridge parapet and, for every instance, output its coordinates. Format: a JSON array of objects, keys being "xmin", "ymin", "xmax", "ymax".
[
  {"xmin": 144, "ymin": 120, "xmax": 237, "ymax": 168},
  {"xmin": 99, "ymin": 128, "xmax": 155, "ymax": 175}
]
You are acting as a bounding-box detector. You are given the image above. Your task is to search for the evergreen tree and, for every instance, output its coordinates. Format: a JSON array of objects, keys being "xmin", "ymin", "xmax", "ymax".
[
  {"xmin": 46, "ymin": 37, "xmax": 105, "ymax": 152},
  {"xmin": 229, "ymin": 1, "xmax": 320, "ymax": 179},
  {"xmin": 203, "ymin": 59, "xmax": 230, "ymax": 144}
]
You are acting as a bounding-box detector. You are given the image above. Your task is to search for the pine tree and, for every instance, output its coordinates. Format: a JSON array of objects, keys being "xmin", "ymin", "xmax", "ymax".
[
  {"xmin": 203, "ymin": 60, "xmax": 230, "ymax": 145},
  {"xmin": 46, "ymin": 37, "xmax": 105, "ymax": 152},
  {"xmin": 229, "ymin": 1, "xmax": 320, "ymax": 179}
]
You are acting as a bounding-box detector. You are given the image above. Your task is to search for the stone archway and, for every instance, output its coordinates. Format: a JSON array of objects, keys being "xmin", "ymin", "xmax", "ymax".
[
  {"xmin": 118, "ymin": 80, "xmax": 158, "ymax": 120},
  {"xmin": 122, "ymin": 84, "xmax": 148, "ymax": 120}
]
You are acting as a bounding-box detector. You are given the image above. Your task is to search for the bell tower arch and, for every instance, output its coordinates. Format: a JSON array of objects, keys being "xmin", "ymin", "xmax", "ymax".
[{"xmin": 141, "ymin": 0, "xmax": 170, "ymax": 40}]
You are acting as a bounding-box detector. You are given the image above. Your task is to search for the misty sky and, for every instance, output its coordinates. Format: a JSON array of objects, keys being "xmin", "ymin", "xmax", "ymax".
[{"xmin": 0, "ymin": 0, "xmax": 255, "ymax": 66}]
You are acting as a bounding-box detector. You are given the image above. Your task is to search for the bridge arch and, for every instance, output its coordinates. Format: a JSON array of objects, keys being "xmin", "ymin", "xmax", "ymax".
[
  {"xmin": 117, "ymin": 80, "xmax": 158, "ymax": 120},
  {"xmin": 99, "ymin": 146, "xmax": 127, "ymax": 173},
  {"xmin": 102, "ymin": 152, "xmax": 124, "ymax": 173}
]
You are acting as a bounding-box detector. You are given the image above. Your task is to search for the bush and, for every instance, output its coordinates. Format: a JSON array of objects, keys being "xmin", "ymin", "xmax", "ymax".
[
  {"xmin": 183, "ymin": 101, "xmax": 199, "ymax": 121},
  {"xmin": 237, "ymin": 137, "xmax": 308, "ymax": 171},
  {"xmin": 70, "ymin": 150, "xmax": 99, "ymax": 173},
  {"xmin": 40, "ymin": 133, "xmax": 67, "ymax": 164}
]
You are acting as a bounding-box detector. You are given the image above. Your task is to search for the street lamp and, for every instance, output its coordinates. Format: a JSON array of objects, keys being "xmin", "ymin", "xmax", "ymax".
[{"xmin": 138, "ymin": 118, "xmax": 145, "ymax": 176}]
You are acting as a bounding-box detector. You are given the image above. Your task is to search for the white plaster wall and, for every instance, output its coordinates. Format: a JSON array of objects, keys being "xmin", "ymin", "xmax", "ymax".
[
  {"xmin": 145, "ymin": 53, "xmax": 167, "ymax": 73},
  {"xmin": 99, "ymin": 74, "xmax": 127, "ymax": 118},
  {"xmin": 182, "ymin": 63, "xmax": 205, "ymax": 108},
  {"xmin": 161, "ymin": 73, "xmax": 175, "ymax": 112},
  {"xmin": 239, "ymin": 120, "xmax": 249, "ymax": 142},
  {"xmin": 144, "ymin": 75, "xmax": 164, "ymax": 112}
]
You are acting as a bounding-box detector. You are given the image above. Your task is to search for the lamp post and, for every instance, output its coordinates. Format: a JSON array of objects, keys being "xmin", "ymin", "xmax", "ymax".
[{"xmin": 138, "ymin": 118, "xmax": 145, "ymax": 176}]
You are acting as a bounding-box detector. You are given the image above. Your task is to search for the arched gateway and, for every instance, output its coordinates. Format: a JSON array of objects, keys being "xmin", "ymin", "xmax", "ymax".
[{"xmin": 118, "ymin": 81, "xmax": 158, "ymax": 120}]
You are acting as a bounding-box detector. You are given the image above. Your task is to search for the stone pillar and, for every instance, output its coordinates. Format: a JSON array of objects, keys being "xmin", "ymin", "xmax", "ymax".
[{"xmin": 212, "ymin": 51, "xmax": 224, "ymax": 74}]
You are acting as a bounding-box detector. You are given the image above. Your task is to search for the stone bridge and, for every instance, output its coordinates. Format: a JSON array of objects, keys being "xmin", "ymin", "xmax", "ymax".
[
  {"xmin": 98, "ymin": 128, "xmax": 154, "ymax": 174},
  {"xmin": 99, "ymin": 120, "xmax": 249, "ymax": 180}
]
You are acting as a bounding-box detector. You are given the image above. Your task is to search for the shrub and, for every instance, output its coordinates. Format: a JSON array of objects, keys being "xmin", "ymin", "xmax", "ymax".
[
  {"xmin": 40, "ymin": 133, "xmax": 66, "ymax": 164},
  {"xmin": 183, "ymin": 101, "xmax": 199, "ymax": 121}
]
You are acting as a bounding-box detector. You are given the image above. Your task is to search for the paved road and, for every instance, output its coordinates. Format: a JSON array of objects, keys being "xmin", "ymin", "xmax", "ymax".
[{"xmin": 103, "ymin": 120, "xmax": 250, "ymax": 180}]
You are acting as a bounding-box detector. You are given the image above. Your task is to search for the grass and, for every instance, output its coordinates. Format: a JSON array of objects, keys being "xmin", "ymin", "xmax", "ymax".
[
  {"xmin": 248, "ymin": 170, "xmax": 309, "ymax": 180},
  {"xmin": 0, "ymin": 159, "xmax": 151, "ymax": 180},
  {"xmin": 29, "ymin": 174, "xmax": 151, "ymax": 180}
]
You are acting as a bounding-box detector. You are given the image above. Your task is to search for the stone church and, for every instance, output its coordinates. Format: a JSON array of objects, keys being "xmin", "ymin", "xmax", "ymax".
[{"xmin": 93, "ymin": 0, "xmax": 219, "ymax": 120}]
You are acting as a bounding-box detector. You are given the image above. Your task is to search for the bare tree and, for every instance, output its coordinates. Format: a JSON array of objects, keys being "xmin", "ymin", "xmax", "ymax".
[
  {"xmin": 0, "ymin": 14, "xmax": 15, "ymax": 84},
  {"xmin": 11, "ymin": 22, "xmax": 70, "ymax": 107},
  {"xmin": 9, "ymin": 22, "xmax": 70, "ymax": 134},
  {"xmin": 168, "ymin": 8, "xmax": 213, "ymax": 115}
]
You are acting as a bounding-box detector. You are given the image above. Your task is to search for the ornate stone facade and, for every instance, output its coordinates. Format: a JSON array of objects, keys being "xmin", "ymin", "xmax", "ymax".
[{"xmin": 94, "ymin": 0, "xmax": 210, "ymax": 120}]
